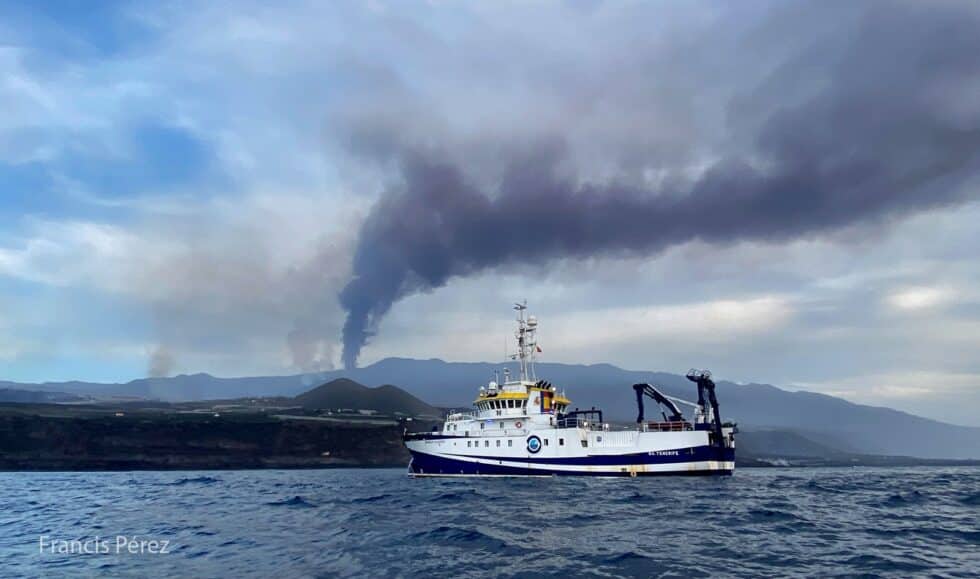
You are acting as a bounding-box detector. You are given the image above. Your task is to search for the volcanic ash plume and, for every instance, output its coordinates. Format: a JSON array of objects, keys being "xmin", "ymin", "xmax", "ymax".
[
  {"xmin": 337, "ymin": 3, "xmax": 980, "ymax": 368},
  {"xmin": 148, "ymin": 345, "xmax": 176, "ymax": 378}
]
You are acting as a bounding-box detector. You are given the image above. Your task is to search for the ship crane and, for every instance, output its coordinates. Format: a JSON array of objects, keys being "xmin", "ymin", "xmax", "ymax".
[
  {"xmin": 687, "ymin": 369, "xmax": 725, "ymax": 447},
  {"xmin": 632, "ymin": 383, "xmax": 685, "ymax": 423}
]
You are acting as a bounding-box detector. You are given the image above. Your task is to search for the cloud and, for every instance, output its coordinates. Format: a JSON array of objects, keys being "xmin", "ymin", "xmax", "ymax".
[
  {"xmin": 0, "ymin": 192, "xmax": 355, "ymax": 373},
  {"xmin": 1, "ymin": 0, "xmax": 979, "ymax": 430},
  {"xmin": 886, "ymin": 287, "xmax": 957, "ymax": 311},
  {"xmin": 794, "ymin": 371, "xmax": 980, "ymax": 427},
  {"xmin": 336, "ymin": 1, "xmax": 980, "ymax": 367}
]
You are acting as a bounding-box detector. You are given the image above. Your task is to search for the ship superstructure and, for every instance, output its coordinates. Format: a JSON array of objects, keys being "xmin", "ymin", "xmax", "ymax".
[{"xmin": 403, "ymin": 303, "xmax": 736, "ymax": 476}]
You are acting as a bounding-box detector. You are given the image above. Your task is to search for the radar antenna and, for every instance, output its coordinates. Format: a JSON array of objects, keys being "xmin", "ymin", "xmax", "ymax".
[{"xmin": 510, "ymin": 301, "xmax": 538, "ymax": 382}]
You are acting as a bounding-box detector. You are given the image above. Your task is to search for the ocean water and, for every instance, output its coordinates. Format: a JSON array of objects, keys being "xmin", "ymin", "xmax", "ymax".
[{"xmin": 1, "ymin": 467, "xmax": 978, "ymax": 578}]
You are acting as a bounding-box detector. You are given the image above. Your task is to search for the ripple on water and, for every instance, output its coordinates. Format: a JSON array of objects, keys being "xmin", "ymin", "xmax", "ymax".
[
  {"xmin": 879, "ymin": 490, "xmax": 927, "ymax": 507},
  {"xmin": 166, "ymin": 476, "xmax": 222, "ymax": 486},
  {"xmin": 350, "ymin": 493, "xmax": 391, "ymax": 504},
  {"xmin": 265, "ymin": 496, "xmax": 317, "ymax": 508},
  {"xmin": 2, "ymin": 467, "xmax": 978, "ymax": 577},
  {"xmin": 411, "ymin": 525, "xmax": 526, "ymax": 555},
  {"xmin": 432, "ymin": 489, "xmax": 481, "ymax": 502},
  {"xmin": 959, "ymin": 491, "xmax": 980, "ymax": 506}
]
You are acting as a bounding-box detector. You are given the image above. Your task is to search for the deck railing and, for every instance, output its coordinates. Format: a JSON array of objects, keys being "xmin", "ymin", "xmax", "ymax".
[
  {"xmin": 555, "ymin": 417, "xmax": 605, "ymax": 430},
  {"xmin": 642, "ymin": 421, "xmax": 693, "ymax": 432},
  {"xmin": 445, "ymin": 411, "xmax": 479, "ymax": 421}
]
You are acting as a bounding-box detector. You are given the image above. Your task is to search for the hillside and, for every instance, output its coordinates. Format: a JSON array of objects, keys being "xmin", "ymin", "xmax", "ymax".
[
  {"xmin": 5, "ymin": 357, "xmax": 979, "ymax": 459},
  {"xmin": 0, "ymin": 408, "xmax": 409, "ymax": 470},
  {"xmin": 326, "ymin": 358, "xmax": 980, "ymax": 459},
  {"xmin": 293, "ymin": 379, "xmax": 442, "ymax": 417},
  {"xmin": 0, "ymin": 388, "xmax": 89, "ymax": 404}
]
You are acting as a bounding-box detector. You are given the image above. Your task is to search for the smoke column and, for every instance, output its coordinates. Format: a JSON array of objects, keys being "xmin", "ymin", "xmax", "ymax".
[{"xmin": 338, "ymin": 3, "xmax": 980, "ymax": 368}]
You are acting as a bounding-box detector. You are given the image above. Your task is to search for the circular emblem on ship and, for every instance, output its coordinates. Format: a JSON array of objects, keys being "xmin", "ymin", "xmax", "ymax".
[{"xmin": 526, "ymin": 435, "xmax": 542, "ymax": 453}]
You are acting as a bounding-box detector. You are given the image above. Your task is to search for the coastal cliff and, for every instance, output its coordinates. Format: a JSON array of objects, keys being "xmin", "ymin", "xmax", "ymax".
[{"xmin": 0, "ymin": 411, "xmax": 414, "ymax": 471}]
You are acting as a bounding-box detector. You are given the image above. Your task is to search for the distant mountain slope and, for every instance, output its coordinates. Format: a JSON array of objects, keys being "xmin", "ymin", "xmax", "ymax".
[
  {"xmin": 0, "ymin": 388, "xmax": 89, "ymax": 404},
  {"xmin": 736, "ymin": 429, "xmax": 851, "ymax": 459},
  {"xmin": 0, "ymin": 374, "xmax": 311, "ymax": 402},
  {"xmin": 310, "ymin": 358, "xmax": 980, "ymax": 459},
  {"xmin": 293, "ymin": 378, "xmax": 442, "ymax": 417},
  {"xmin": 4, "ymin": 358, "xmax": 979, "ymax": 459}
]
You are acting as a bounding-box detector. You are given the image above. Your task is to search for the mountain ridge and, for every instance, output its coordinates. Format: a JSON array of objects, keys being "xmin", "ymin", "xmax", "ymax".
[
  {"xmin": 293, "ymin": 378, "xmax": 442, "ymax": 417},
  {"xmin": 4, "ymin": 357, "xmax": 978, "ymax": 459}
]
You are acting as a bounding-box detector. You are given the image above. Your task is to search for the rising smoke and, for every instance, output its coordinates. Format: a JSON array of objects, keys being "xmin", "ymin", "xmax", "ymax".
[
  {"xmin": 337, "ymin": 2, "xmax": 980, "ymax": 368},
  {"xmin": 148, "ymin": 345, "xmax": 176, "ymax": 378}
]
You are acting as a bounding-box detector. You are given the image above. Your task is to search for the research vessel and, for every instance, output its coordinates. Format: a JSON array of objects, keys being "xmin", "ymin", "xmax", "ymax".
[{"xmin": 403, "ymin": 303, "xmax": 736, "ymax": 476}]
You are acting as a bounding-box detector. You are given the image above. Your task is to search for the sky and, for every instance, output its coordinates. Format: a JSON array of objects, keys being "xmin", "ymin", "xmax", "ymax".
[{"xmin": 1, "ymin": 1, "xmax": 979, "ymax": 425}]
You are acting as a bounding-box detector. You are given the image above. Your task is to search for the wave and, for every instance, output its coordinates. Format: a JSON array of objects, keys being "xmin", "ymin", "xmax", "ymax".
[
  {"xmin": 8, "ymin": 467, "xmax": 979, "ymax": 577},
  {"xmin": 872, "ymin": 527, "xmax": 980, "ymax": 545},
  {"xmin": 167, "ymin": 476, "xmax": 221, "ymax": 486},
  {"xmin": 615, "ymin": 490, "xmax": 658, "ymax": 504},
  {"xmin": 265, "ymin": 496, "xmax": 317, "ymax": 508},
  {"xmin": 411, "ymin": 526, "xmax": 523, "ymax": 554},
  {"xmin": 959, "ymin": 492, "xmax": 980, "ymax": 506},
  {"xmin": 804, "ymin": 480, "xmax": 842, "ymax": 494},
  {"xmin": 597, "ymin": 551, "xmax": 672, "ymax": 575},
  {"xmin": 880, "ymin": 490, "xmax": 927, "ymax": 507},
  {"xmin": 432, "ymin": 489, "xmax": 480, "ymax": 502},
  {"xmin": 351, "ymin": 493, "xmax": 391, "ymax": 504},
  {"xmin": 746, "ymin": 508, "xmax": 804, "ymax": 523},
  {"xmin": 843, "ymin": 553, "xmax": 931, "ymax": 572}
]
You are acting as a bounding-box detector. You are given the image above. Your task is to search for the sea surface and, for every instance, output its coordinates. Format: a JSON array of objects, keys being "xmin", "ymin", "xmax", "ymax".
[{"xmin": 1, "ymin": 467, "xmax": 978, "ymax": 578}]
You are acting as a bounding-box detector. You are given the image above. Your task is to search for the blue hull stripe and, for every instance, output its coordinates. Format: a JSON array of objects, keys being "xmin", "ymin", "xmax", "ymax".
[
  {"xmin": 454, "ymin": 446, "xmax": 733, "ymax": 465},
  {"xmin": 408, "ymin": 448, "xmax": 733, "ymax": 477}
]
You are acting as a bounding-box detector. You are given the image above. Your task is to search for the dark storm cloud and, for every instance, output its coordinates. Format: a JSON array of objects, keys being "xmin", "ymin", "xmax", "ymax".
[{"xmin": 338, "ymin": 1, "xmax": 980, "ymax": 368}]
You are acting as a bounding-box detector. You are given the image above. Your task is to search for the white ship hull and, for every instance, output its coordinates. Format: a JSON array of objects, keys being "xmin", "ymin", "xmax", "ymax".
[{"xmin": 405, "ymin": 426, "xmax": 735, "ymax": 477}]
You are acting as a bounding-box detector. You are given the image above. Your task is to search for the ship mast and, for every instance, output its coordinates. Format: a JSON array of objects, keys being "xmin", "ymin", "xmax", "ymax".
[{"xmin": 512, "ymin": 301, "xmax": 538, "ymax": 383}]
